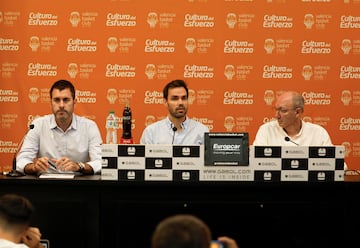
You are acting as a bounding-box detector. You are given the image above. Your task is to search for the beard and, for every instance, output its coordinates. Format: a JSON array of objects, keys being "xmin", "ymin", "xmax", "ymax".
[{"xmin": 171, "ymin": 107, "xmax": 187, "ymax": 118}]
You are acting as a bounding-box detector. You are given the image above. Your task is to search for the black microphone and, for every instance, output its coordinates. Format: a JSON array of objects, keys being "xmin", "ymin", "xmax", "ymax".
[
  {"xmin": 7, "ymin": 124, "xmax": 35, "ymax": 177},
  {"xmin": 284, "ymin": 136, "xmax": 299, "ymax": 146},
  {"xmin": 172, "ymin": 126, "xmax": 177, "ymax": 144}
]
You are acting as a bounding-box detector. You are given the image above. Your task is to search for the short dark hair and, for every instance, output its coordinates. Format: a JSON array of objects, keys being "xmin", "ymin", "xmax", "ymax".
[
  {"xmin": 151, "ymin": 214, "xmax": 211, "ymax": 248},
  {"xmin": 163, "ymin": 79, "xmax": 189, "ymax": 100},
  {"xmin": 50, "ymin": 79, "xmax": 76, "ymax": 100},
  {"xmin": 0, "ymin": 194, "xmax": 34, "ymax": 229}
]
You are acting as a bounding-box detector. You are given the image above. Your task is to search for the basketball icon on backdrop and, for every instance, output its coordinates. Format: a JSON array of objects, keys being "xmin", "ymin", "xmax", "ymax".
[
  {"xmin": 107, "ymin": 88, "xmax": 118, "ymax": 104},
  {"xmin": 185, "ymin": 38, "xmax": 196, "ymax": 53},
  {"xmin": 226, "ymin": 13, "xmax": 237, "ymax": 29},
  {"xmin": 29, "ymin": 36, "xmax": 40, "ymax": 51},
  {"xmin": 67, "ymin": 63, "xmax": 79, "ymax": 78},
  {"xmin": 69, "ymin": 11, "xmax": 81, "ymax": 27},
  {"xmin": 28, "ymin": 87, "xmax": 40, "ymax": 103},
  {"xmin": 147, "ymin": 12, "xmax": 158, "ymax": 28},
  {"xmin": 107, "ymin": 37, "xmax": 118, "ymax": 53},
  {"xmin": 224, "ymin": 116, "xmax": 235, "ymax": 132},
  {"xmin": 341, "ymin": 39, "xmax": 352, "ymax": 54},
  {"xmin": 341, "ymin": 90, "xmax": 352, "ymax": 106},
  {"xmin": 264, "ymin": 38, "xmax": 275, "ymax": 54},
  {"xmin": 224, "ymin": 64, "xmax": 235, "ymax": 80},
  {"xmin": 145, "ymin": 64, "xmax": 156, "ymax": 79},
  {"xmin": 264, "ymin": 90, "xmax": 275, "ymax": 106},
  {"xmin": 302, "ymin": 65, "xmax": 313, "ymax": 80},
  {"xmin": 304, "ymin": 13, "xmax": 314, "ymax": 29}
]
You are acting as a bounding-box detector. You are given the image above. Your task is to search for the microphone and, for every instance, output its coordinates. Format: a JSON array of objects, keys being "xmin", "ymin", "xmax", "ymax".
[
  {"xmin": 284, "ymin": 136, "xmax": 299, "ymax": 146},
  {"xmin": 172, "ymin": 126, "xmax": 177, "ymax": 144},
  {"xmin": 7, "ymin": 124, "xmax": 35, "ymax": 177}
]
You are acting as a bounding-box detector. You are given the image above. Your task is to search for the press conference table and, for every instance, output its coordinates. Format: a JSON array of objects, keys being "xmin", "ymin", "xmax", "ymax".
[{"xmin": 0, "ymin": 174, "xmax": 359, "ymax": 248}]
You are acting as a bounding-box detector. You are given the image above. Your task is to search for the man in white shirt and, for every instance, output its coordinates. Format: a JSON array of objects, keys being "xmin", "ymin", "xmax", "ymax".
[
  {"xmin": 16, "ymin": 79, "xmax": 103, "ymax": 175},
  {"xmin": 140, "ymin": 79, "xmax": 209, "ymax": 145},
  {"xmin": 253, "ymin": 91, "xmax": 332, "ymax": 146}
]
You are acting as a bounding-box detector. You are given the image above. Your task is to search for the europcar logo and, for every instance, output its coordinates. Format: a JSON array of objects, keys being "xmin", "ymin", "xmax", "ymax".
[{"xmin": 212, "ymin": 144, "xmax": 240, "ymax": 151}]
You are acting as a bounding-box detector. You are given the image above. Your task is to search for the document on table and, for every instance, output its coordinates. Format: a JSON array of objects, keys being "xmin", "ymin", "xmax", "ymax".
[
  {"xmin": 38, "ymin": 166, "xmax": 79, "ymax": 179},
  {"xmin": 39, "ymin": 173, "xmax": 75, "ymax": 179}
]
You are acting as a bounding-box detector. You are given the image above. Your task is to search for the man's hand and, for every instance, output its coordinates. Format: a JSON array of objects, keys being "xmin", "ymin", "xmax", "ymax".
[
  {"xmin": 217, "ymin": 236, "xmax": 239, "ymax": 248},
  {"xmin": 21, "ymin": 227, "xmax": 42, "ymax": 248}
]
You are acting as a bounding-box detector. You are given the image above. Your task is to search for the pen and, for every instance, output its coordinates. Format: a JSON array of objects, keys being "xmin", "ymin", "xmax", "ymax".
[{"xmin": 48, "ymin": 160, "xmax": 56, "ymax": 169}]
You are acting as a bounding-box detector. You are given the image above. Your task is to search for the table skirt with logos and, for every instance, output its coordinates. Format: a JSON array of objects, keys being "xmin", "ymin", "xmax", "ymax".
[{"xmin": 0, "ymin": 175, "xmax": 359, "ymax": 248}]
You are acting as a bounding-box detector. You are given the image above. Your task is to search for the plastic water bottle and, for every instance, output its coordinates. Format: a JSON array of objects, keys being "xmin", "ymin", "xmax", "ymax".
[
  {"xmin": 105, "ymin": 110, "xmax": 118, "ymax": 144},
  {"xmin": 120, "ymin": 103, "xmax": 133, "ymax": 144}
]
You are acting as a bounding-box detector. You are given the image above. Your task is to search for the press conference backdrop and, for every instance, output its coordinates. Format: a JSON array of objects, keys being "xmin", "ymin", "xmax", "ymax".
[{"xmin": 0, "ymin": 0, "xmax": 359, "ymax": 172}]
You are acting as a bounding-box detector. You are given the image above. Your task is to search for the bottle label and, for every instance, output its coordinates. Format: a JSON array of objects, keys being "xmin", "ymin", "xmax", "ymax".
[
  {"xmin": 120, "ymin": 137, "xmax": 134, "ymax": 144},
  {"xmin": 106, "ymin": 112, "xmax": 118, "ymax": 144}
]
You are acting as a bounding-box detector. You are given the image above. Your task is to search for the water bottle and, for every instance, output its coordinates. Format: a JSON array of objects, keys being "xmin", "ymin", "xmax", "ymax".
[
  {"xmin": 120, "ymin": 103, "xmax": 133, "ymax": 144},
  {"xmin": 105, "ymin": 110, "xmax": 118, "ymax": 144}
]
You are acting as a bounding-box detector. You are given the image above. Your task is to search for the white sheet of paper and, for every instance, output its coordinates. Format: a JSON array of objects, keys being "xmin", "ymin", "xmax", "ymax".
[{"xmin": 39, "ymin": 173, "xmax": 75, "ymax": 179}]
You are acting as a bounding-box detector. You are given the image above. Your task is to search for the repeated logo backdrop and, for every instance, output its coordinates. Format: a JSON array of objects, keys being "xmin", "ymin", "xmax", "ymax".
[{"xmin": 0, "ymin": 0, "xmax": 359, "ymax": 172}]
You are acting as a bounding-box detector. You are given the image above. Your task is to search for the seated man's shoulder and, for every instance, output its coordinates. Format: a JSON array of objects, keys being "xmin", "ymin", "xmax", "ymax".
[
  {"xmin": 145, "ymin": 119, "xmax": 165, "ymax": 129},
  {"xmin": 33, "ymin": 114, "xmax": 50, "ymax": 122},
  {"xmin": 304, "ymin": 121, "xmax": 326, "ymax": 130},
  {"xmin": 307, "ymin": 122, "xmax": 331, "ymax": 136},
  {"xmin": 78, "ymin": 115, "xmax": 94, "ymax": 121},
  {"xmin": 261, "ymin": 119, "xmax": 277, "ymax": 127},
  {"xmin": 192, "ymin": 118, "xmax": 209, "ymax": 130},
  {"xmin": 30, "ymin": 114, "xmax": 51, "ymax": 126},
  {"xmin": 76, "ymin": 115, "xmax": 99, "ymax": 126}
]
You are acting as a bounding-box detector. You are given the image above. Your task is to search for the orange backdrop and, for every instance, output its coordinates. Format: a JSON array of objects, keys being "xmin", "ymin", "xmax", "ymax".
[{"xmin": 1, "ymin": 0, "xmax": 359, "ymax": 172}]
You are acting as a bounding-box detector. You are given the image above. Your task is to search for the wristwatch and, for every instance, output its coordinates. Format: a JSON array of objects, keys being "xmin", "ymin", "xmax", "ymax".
[{"xmin": 77, "ymin": 162, "xmax": 85, "ymax": 172}]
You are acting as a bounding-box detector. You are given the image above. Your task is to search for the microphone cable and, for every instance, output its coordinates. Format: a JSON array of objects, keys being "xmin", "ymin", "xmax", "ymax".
[{"xmin": 284, "ymin": 136, "xmax": 299, "ymax": 146}]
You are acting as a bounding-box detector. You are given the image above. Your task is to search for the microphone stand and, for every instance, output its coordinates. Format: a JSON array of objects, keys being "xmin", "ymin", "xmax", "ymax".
[
  {"xmin": 7, "ymin": 159, "xmax": 25, "ymax": 177},
  {"xmin": 6, "ymin": 124, "xmax": 34, "ymax": 177}
]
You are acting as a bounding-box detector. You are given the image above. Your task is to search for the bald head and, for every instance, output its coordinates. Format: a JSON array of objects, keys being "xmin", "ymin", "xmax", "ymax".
[{"xmin": 277, "ymin": 91, "xmax": 304, "ymax": 112}]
